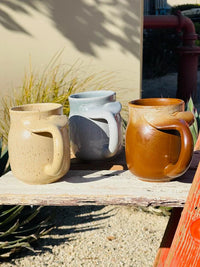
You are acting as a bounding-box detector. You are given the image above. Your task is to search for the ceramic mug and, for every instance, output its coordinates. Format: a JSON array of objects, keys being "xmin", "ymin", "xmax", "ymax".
[
  {"xmin": 125, "ymin": 98, "xmax": 194, "ymax": 182},
  {"xmin": 8, "ymin": 103, "xmax": 70, "ymax": 184},
  {"xmin": 69, "ymin": 90, "xmax": 123, "ymax": 160}
]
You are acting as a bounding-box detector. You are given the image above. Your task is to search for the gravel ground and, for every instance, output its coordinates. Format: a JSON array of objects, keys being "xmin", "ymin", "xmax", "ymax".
[{"xmin": 1, "ymin": 206, "xmax": 169, "ymax": 267}]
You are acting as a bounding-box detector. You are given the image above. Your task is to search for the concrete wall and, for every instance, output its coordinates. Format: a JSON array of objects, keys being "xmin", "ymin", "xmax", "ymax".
[{"xmin": 0, "ymin": 0, "xmax": 143, "ymax": 104}]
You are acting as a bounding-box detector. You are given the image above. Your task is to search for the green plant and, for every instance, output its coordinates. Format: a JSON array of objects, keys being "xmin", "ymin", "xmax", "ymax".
[
  {"xmin": 0, "ymin": 51, "xmax": 114, "ymax": 145},
  {"xmin": 186, "ymin": 97, "xmax": 200, "ymax": 150},
  {"xmin": 0, "ymin": 138, "xmax": 9, "ymax": 177},
  {"xmin": 0, "ymin": 136, "xmax": 53, "ymax": 259},
  {"xmin": 171, "ymin": 4, "xmax": 200, "ymax": 14},
  {"xmin": 194, "ymin": 22, "xmax": 200, "ymax": 46},
  {"xmin": 139, "ymin": 206, "xmax": 172, "ymax": 217},
  {"xmin": 0, "ymin": 206, "xmax": 54, "ymax": 259},
  {"xmin": 171, "ymin": 5, "xmax": 200, "ymax": 47}
]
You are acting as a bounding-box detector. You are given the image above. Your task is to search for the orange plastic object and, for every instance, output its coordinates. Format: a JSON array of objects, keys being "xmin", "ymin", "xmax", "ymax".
[
  {"xmin": 163, "ymin": 162, "xmax": 200, "ymax": 266},
  {"xmin": 153, "ymin": 208, "xmax": 182, "ymax": 267},
  {"xmin": 190, "ymin": 218, "xmax": 200, "ymax": 243}
]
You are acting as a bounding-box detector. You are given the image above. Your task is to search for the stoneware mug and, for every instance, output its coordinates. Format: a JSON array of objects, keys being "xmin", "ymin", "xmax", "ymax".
[
  {"xmin": 8, "ymin": 103, "xmax": 70, "ymax": 184},
  {"xmin": 125, "ymin": 98, "xmax": 194, "ymax": 182},
  {"xmin": 69, "ymin": 90, "xmax": 123, "ymax": 160}
]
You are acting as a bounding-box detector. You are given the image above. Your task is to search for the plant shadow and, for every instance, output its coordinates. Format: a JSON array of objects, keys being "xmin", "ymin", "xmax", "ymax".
[
  {"xmin": 0, "ymin": 0, "xmax": 141, "ymax": 59},
  {"xmin": 2, "ymin": 205, "xmax": 116, "ymax": 261}
]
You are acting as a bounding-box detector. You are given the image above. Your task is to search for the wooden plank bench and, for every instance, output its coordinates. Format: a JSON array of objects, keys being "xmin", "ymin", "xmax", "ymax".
[
  {"xmin": 0, "ymin": 150, "xmax": 199, "ymax": 207},
  {"xmin": 0, "ymin": 168, "xmax": 195, "ymax": 207}
]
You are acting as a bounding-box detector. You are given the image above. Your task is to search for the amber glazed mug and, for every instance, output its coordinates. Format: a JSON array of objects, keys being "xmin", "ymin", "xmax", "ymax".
[{"xmin": 125, "ymin": 98, "xmax": 194, "ymax": 182}]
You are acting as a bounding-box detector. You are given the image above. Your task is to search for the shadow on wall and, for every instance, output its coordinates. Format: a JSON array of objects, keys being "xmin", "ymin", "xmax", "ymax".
[
  {"xmin": 0, "ymin": 0, "xmax": 33, "ymax": 35},
  {"xmin": 0, "ymin": 0, "xmax": 141, "ymax": 58}
]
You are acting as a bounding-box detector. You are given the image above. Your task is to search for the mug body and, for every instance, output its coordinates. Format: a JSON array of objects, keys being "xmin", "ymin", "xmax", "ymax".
[
  {"xmin": 125, "ymin": 98, "xmax": 193, "ymax": 182},
  {"xmin": 8, "ymin": 103, "xmax": 70, "ymax": 184},
  {"xmin": 69, "ymin": 90, "xmax": 122, "ymax": 160}
]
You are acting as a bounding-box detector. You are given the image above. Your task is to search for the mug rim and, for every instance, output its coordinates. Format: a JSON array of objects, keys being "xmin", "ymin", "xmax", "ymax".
[
  {"xmin": 69, "ymin": 90, "xmax": 115, "ymax": 100},
  {"xmin": 129, "ymin": 98, "xmax": 184, "ymax": 108},
  {"xmin": 10, "ymin": 102, "xmax": 62, "ymax": 113}
]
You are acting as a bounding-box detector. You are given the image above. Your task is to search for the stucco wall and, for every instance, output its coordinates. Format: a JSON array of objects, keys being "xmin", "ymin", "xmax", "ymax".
[{"xmin": 0, "ymin": 0, "xmax": 143, "ymax": 103}]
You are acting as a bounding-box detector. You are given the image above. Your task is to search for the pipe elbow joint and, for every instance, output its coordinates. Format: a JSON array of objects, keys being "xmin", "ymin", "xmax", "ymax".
[{"xmin": 176, "ymin": 11, "xmax": 198, "ymax": 43}]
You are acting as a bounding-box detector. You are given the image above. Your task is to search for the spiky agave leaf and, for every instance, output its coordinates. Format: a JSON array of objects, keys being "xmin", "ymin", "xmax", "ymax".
[
  {"xmin": 185, "ymin": 97, "xmax": 200, "ymax": 151},
  {"xmin": 0, "ymin": 206, "xmax": 55, "ymax": 258},
  {"xmin": 0, "ymin": 137, "xmax": 9, "ymax": 176},
  {"xmin": 186, "ymin": 97, "xmax": 200, "ymax": 146},
  {"xmin": 0, "ymin": 133, "xmax": 55, "ymax": 259}
]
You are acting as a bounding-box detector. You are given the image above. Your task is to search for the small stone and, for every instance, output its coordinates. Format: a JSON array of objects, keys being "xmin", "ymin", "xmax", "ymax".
[{"xmin": 107, "ymin": 236, "xmax": 116, "ymax": 241}]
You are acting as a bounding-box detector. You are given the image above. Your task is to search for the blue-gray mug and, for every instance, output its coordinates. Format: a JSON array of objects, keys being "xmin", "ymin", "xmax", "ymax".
[{"xmin": 69, "ymin": 90, "xmax": 123, "ymax": 160}]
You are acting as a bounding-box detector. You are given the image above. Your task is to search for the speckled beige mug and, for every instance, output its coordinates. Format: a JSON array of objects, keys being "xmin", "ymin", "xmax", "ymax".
[{"xmin": 8, "ymin": 103, "xmax": 70, "ymax": 184}]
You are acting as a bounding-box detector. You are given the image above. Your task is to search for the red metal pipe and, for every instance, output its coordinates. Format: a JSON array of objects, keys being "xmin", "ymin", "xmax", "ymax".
[
  {"xmin": 144, "ymin": 13, "xmax": 200, "ymax": 102},
  {"xmin": 144, "ymin": 15, "xmax": 180, "ymax": 28},
  {"xmin": 144, "ymin": 13, "xmax": 197, "ymax": 46}
]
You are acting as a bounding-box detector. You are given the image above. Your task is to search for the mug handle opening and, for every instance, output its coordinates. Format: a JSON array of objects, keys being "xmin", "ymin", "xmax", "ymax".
[
  {"xmin": 24, "ymin": 115, "xmax": 68, "ymax": 177},
  {"xmin": 151, "ymin": 117, "xmax": 194, "ymax": 178},
  {"xmin": 83, "ymin": 101, "xmax": 122, "ymax": 158}
]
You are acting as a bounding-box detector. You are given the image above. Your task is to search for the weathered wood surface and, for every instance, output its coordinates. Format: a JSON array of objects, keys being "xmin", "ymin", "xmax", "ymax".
[
  {"xmin": 0, "ymin": 168, "xmax": 196, "ymax": 207},
  {"xmin": 0, "ymin": 151, "xmax": 199, "ymax": 207}
]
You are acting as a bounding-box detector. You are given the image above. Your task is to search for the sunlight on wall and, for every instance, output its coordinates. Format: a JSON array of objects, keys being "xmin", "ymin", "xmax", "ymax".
[{"xmin": 0, "ymin": 0, "xmax": 143, "ymax": 105}]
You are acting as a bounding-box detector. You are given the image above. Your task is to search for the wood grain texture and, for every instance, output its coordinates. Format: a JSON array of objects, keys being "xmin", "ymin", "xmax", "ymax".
[
  {"xmin": 153, "ymin": 208, "xmax": 183, "ymax": 267},
  {"xmin": 0, "ymin": 150, "xmax": 199, "ymax": 207},
  {"xmin": 0, "ymin": 168, "xmax": 196, "ymax": 207},
  {"xmin": 163, "ymin": 163, "xmax": 200, "ymax": 266}
]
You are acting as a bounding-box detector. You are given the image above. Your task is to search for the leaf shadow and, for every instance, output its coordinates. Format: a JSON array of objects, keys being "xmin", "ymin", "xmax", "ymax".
[
  {"xmin": 2, "ymin": 205, "xmax": 116, "ymax": 261},
  {"xmin": 0, "ymin": 0, "xmax": 141, "ymax": 58}
]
